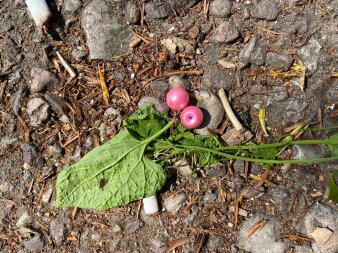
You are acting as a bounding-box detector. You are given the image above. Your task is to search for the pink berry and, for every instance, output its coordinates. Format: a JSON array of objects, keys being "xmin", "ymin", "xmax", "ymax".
[
  {"xmin": 166, "ymin": 87, "xmax": 189, "ymax": 110},
  {"xmin": 180, "ymin": 106, "xmax": 204, "ymax": 129}
]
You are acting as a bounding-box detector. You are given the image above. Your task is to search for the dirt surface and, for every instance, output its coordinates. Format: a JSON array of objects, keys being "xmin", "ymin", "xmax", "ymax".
[{"xmin": 0, "ymin": 0, "xmax": 338, "ymax": 253}]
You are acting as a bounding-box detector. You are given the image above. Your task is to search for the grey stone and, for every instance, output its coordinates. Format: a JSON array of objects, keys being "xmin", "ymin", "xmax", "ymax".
[
  {"xmin": 201, "ymin": 44, "xmax": 224, "ymax": 64},
  {"xmin": 238, "ymin": 214, "xmax": 286, "ymax": 253},
  {"xmin": 168, "ymin": 0, "xmax": 199, "ymax": 9},
  {"xmin": 144, "ymin": 2, "xmax": 170, "ymax": 20},
  {"xmin": 126, "ymin": 1, "xmax": 140, "ymax": 24},
  {"xmin": 239, "ymin": 37, "xmax": 266, "ymax": 66},
  {"xmin": 72, "ymin": 48, "xmax": 87, "ymax": 62},
  {"xmin": 297, "ymin": 38, "xmax": 322, "ymax": 74},
  {"xmin": 11, "ymin": 86, "xmax": 29, "ymax": 115},
  {"xmin": 43, "ymin": 93, "xmax": 66, "ymax": 116},
  {"xmin": 149, "ymin": 235, "xmax": 167, "ymax": 253},
  {"xmin": 269, "ymin": 186, "xmax": 291, "ymax": 206},
  {"xmin": 292, "ymin": 145, "xmax": 324, "ymax": 160},
  {"xmin": 205, "ymin": 166, "xmax": 227, "ymax": 177},
  {"xmin": 212, "ymin": 21, "xmax": 240, "ymax": 44},
  {"xmin": 304, "ymin": 203, "xmax": 338, "ymax": 253},
  {"xmin": 30, "ymin": 68, "xmax": 59, "ymax": 93},
  {"xmin": 47, "ymin": 145, "xmax": 63, "ymax": 159},
  {"xmin": 204, "ymin": 192, "xmax": 217, "ymax": 202},
  {"xmin": 81, "ymin": 0, "xmax": 133, "ymax": 60},
  {"xmin": 251, "ymin": 0, "xmax": 280, "ymax": 21},
  {"xmin": 207, "ymin": 235, "xmax": 225, "ymax": 249},
  {"xmin": 27, "ymin": 97, "xmax": 51, "ymax": 126},
  {"xmin": 164, "ymin": 194, "xmax": 186, "ymax": 213},
  {"xmin": 294, "ymin": 245, "xmax": 313, "ymax": 253},
  {"xmin": 268, "ymin": 87, "xmax": 288, "ymax": 102},
  {"xmin": 50, "ymin": 217, "xmax": 67, "ymax": 245},
  {"xmin": 21, "ymin": 143, "xmax": 38, "ymax": 164},
  {"xmin": 209, "ymin": 0, "xmax": 232, "ymax": 18},
  {"xmin": 265, "ymin": 52, "xmax": 293, "ymax": 69},
  {"xmin": 23, "ymin": 235, "xmax": 45, "ymax": 252},
  {"xmin": 201, "ymin": 66, "xmax": 233, "ymax": 90},
  {"xmin": 161, "ymin": 37, "xmax": 194, "ymax": 54},
  {"xmin": 125, "ymin": 220, "xmax": 143, "ymax": 234},
  {"xmin": 195, "ymin": 90, "xmax": 224, "ymax": 135},
  {"xmin": 0, "ymin": 181, "xmax": 14, "ymax": 193},
  {"xmin": 175, "ymin": 159, "xmax": 193, "ymax": 177},
  {"xmin": 8, "ymin": 70, "xmax": 22, "ymax": 85},
  {"xmin": 63, "ymin": 0, "xmax": 82, "ymax": 13},
  {"xmin": 266, "ymin": 97, "xmax": 308, "ymax": 126}
]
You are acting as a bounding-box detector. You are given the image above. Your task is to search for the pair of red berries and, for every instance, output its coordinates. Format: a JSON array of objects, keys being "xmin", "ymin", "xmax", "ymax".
[{"xmin": 166, "ymin": 87, "xmax": 204, "ymax": 129}]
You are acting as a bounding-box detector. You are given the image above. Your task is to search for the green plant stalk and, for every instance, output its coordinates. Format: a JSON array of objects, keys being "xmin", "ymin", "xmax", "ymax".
[{"xmin": 170, "ymin": 144, "xmax": 338, "ymax": 164}]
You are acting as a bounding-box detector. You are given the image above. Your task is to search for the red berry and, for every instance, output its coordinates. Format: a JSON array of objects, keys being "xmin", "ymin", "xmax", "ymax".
[
  {"xmin": 180, "ymin": 106, "xmax": 204, "ymax": 129},
  {"xmin": 166, "ymin": 87, "xmax": 189, "ymax": 110}
]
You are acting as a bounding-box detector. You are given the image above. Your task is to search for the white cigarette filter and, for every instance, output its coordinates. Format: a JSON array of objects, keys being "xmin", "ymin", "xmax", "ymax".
[
  {"xmin": 25, "ymin": 0, "xmax": 52, "ymax": 29},
  {"xmin": 142, "ymin": 195, "xmax": 159, "ymax": 215}
]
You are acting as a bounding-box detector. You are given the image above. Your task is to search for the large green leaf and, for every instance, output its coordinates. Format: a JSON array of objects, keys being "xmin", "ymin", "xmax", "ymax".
[
  {"xmin": 56, "ymin": 130, "xmax": 167, "ymax": 210},
  {"xmin": 123, "ymin": 103, "xmax": 169, "ymax": 140}
]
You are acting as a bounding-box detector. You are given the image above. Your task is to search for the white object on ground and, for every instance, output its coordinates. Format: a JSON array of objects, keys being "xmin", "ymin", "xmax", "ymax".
[
  {"xmin": 142, "ymin": 195, "xmax": 159, "ymax": 215},
  {"xmin": 25, "ymin": 0, "xmax": 52, "ymax": 29}
]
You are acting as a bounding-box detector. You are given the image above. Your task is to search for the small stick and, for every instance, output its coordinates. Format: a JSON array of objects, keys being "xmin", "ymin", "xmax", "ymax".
[
  {"xmin": 56, "ymin": 51, "xmax": 77, "ymax": 78},
  {"xmin": 245, "ymin": 219, "xmax": 268, "ymax": 239},
  {"xmin": 131, "ymin": 30, "xmax": 152, "ymax": 44},
  {"xmin": 256, "ymin": 26, "xmax": 287, "ymax": 35},
  {"xmin": 218, "ymin": 88, "xmax": 243, "ymax": 131},
  {"xmin": 164, "ymin": 69, "xmax": 204, "ymax": 76}
]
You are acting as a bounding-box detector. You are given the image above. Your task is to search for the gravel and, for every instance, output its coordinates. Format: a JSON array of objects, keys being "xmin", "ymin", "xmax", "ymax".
[
  {"xmin": 26, "ymin": 97, "xmax": 51, "ymax": 127},
  {"xmin": 250, "ymin": 0, "xmax": 280, "ymax": 21},
  {"xmin": 144, "ymin": 2, "xmax": 170, "ymax": 20},
  {"xmin": 212, "ymin": 21, "xmax": 240, "ymax": 44},
  {"xmin": 201, "ymin": 66, "xmax": 234, "ymax": 90},
  {"xmin": 297, "ymin": 37, "xmax": 322, "ymax": 74},
  {"xmin": 126, "ymin": 1, "xmax": 140, "ymax": 24},
  {"xmin": 239, "ymin": 37, "xmax": 266, "ymax": 66},
  {"xmin": 209, "ymin": 0, "xmax": 232, "ymax": 18},
  {"xmin": 125, "ymin": 220, "xmax": 144, "ymax": 234},
  {"xmin": 23, "ymin": 235, "xmax": 45, "ymax": 252},
  {"xmin": 30, "ymin": 68, "xmax": 59, "ymax": 93},
  {"xmin": 164, "ymin": 194, "xmax": 187, "ymax": 213},
  {"xmin": 50, "ymin": 215, "xmax": 68, "ymax": 245},
  {"xmin": 265, "ymin": 52, "xmax": 293, "ymax": 69},
  {"xmin": 63, "ymin": 0, "xmax": 82, "ymax": 14}
]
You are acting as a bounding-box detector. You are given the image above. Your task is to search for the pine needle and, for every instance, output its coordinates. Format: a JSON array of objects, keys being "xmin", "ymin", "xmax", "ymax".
[{"xmin": 258, "ymin": 107, "xmax": 269, "ymax": 137}]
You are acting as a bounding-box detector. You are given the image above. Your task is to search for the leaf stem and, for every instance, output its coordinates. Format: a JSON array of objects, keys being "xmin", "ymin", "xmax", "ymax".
[{"xmin": 142, "ymin": 120, "xmax": 174, "ymax": 144}]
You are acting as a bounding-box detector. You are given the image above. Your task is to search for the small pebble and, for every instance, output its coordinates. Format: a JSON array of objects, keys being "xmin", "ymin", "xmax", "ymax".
[
  {"xmin": 27, "ymin": 97, "xmax": 51, "ymax": 127},
  {"xmin": 251, "ymin": 0, "xmax": 280, "ymax": 21},
  {"xmin": 144, "ymin": 2, "xmax": 170, "ymax": 19},
  {"xmin": 125, "ymin": 220, "xmax": 144, "ymax": 234},
  {"xmin": 30, "ymin": 68, "xmax": 59, "ymax": 93},
  {"xmin": 126, "ymin": 1, "xmax": 140, "ymax": 24},
  {"xmin": 212, "ymin": 21, "xmax": 240, "ymax": 44},
  {"xmin": 23, "ymin": 235, "xmax": 45, "ymax": 252},
  {"xmin": 164, "ymin": 194, "xmax": 186, "ymax": 213},
  {"xmin": 209, "ymin": 0, "xmax": 232, "ymax": 17}
]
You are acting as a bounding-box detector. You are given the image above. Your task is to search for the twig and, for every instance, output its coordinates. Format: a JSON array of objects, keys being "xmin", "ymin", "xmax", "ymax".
[
  {"xmin": 72, "ymin": 207, "xmax": 78, "ymax": 220},
  {"xmin": 131, "ymin": 30, "xmax": 152, "ymax": 44},
  {"xmin": 166, "ymin": 236, "xmax": 194, "ymax": 253},
  {"xmin": 56, "ymin": 51, "xmax": 77, "ymax": 78},
  {"xmin": 164, "ymin": 69, "xmax": 204, "ymax": 76},
  {"xmin": 245, "ymin": 219, "xmax": 269, "ymax": 239},
  {"xmin": 218, "ymin": 88, "xmax": 243, "ymax": 131}
]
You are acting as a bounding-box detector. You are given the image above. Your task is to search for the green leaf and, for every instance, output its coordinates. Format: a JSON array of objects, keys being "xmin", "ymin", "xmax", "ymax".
[
  {"xmin": 56, "ymin": 130, "xmax": 167, "ymax": 210},
  {"xmin": 167, "ymin": 126, "xmax": 222, "ymax": 166},
  {"xmin": 123, "ymin": 103, "xmax": 169, "ymax": 140},
  {"xmin": 328, "ymin": 172, "xmax": 338, "ymax": 202},
  {"xmin": 329, "ymin": 133, "xmax": 338, "ymax": 156}
]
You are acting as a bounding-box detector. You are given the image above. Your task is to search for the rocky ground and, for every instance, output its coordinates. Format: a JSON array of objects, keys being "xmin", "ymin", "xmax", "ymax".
[{"xmin": 0, "ymin": 0, "xmax": 338, "ymax": 252}]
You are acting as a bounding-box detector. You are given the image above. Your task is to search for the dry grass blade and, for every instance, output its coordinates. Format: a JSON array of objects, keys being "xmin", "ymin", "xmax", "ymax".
[
  {"xmin": 98, "ymin": 64, "xmax": 110, "ymax": 106},
  {"xmin": 284, "ymin": 234, "xmax": 313, "ymax": 243},
  {"xmin": 166, "ymin": 236, "xmax": 194, "ymax": 253},
  {"xmin": 256, "ymin": 26, "xmax": 287, "ymax": 35},
  {"xmin": 56, "ymin": 51, "xmax": 77, "ymax": 78},
  {"xmin": 72, "ymin": 207, "xmax": 78, "ymax": 220},
  {"xmin": 245, "ymin": 219, "xmax": 269, "ymax": 239},
  {"xmin": 131, "ymin": 30, "xmax": 152, "ymax": 44},
  {"xmin": 234, "ymin": 194, "xmax": 239, "ymax": 227},
  {"xmin": 254, "ymin": 168, "xmax": 271, "ymax": 188}
]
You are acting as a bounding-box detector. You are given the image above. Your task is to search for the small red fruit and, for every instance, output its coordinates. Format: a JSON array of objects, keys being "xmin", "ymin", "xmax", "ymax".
[
  {"xmin": 180, "ymin": 106, "xmax": 204, "ymax": 129},
  {"xmin": 166, "ymin": 87, "xmax": 189, "ymax": 110}
]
